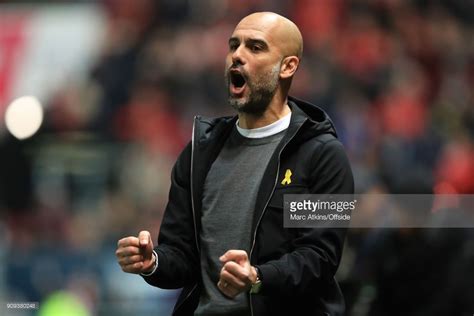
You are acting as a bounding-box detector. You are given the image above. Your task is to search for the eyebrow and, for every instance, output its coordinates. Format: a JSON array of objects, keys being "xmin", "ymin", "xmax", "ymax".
[
  {"xmin": 247, "ymin": 38, "xmax": 268, "ymax": 49},
  {"xmin": 228, "ymin": 37, "xmax": 239, "ymax": 47},
  {"xmin": 228, "ymin": 37, "xmax": 269, "ymax": 49}
]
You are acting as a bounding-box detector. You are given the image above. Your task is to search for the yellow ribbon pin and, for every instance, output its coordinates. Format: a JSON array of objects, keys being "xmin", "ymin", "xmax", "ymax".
[{"xmin": 281, "ymin": 169, "xmax": 292, "ymax": 185}]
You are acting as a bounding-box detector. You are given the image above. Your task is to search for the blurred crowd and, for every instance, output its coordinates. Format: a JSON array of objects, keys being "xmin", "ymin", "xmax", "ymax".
[{"xmin": 0, "ymin": 0, "xmax": 473, "ymax": 315}]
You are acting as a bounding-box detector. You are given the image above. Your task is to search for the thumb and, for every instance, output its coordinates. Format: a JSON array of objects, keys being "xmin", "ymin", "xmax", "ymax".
[
  {"xmin": 138, "ymin": 230, "xmax": 151, "ymax": 248},
  {"xmin": 219, "ymin": 250, "xmax": 248, "ymax": 265}
]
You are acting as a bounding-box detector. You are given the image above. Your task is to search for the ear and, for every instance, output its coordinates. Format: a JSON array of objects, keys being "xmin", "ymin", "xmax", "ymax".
[{"xmin": 279, "ymin": 56, "xmax": 300, "ymax": 79}]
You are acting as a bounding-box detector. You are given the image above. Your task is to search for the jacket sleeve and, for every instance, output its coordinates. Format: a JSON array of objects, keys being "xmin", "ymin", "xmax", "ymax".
[
  {"xmin": 142, "ymin": 142, "xmax": 200, "ymax": 289},
  {"xmin": 257, "ymin": 139, "xmax": 354, "ymax": 296}
]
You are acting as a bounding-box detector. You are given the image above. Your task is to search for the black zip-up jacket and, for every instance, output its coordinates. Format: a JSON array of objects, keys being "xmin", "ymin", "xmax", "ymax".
[{"xmin": 142, "ymin": 96, "xmax": 354, "ymax": 316}]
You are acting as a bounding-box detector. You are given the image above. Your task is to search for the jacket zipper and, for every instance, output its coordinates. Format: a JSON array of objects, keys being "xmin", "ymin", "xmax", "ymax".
[
  {"xmin": 190, "ymin": 116, "xmax": 200, "ymax": 252},
  {"xmin": 174, "ymin": 284, "xmax": 197, "ymax": 315},
  {"xmin": 248, "ymin": 120, "xmax": 307, "ymax": 316},
  {"xmin": 174, "ymin": 117, "xmax": 200, "ymax": 315}
]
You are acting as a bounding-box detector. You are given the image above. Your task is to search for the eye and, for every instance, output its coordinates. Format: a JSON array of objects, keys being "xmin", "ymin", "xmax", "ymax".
[
  {"xmin": 250, "ymin": 44, "xmax": 262, "ymax": 52},
  {"xmin": 229, "ymin": 42, "xmax": 239, "ymax": 51}
]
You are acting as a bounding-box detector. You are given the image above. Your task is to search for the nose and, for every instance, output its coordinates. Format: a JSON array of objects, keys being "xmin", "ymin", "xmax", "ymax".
[{"xmin": 231, "ymin": 44, "xmax": 246, "ymax": 66}]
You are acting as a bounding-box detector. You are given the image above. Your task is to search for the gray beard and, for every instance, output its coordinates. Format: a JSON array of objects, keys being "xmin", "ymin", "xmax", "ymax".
[
  {"xmin": 228, "ymin": 87, "xmax": 275, "ymax": 115},
  {"xmin": 227, "ymin": 62, "xmax": 281, "ymax": 115}
]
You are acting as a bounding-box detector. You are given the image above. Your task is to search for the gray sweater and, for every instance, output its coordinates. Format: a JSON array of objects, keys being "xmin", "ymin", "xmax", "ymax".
[{"xmin": 195, "ymin": 127, "xmax": 285, "ymax": 316}]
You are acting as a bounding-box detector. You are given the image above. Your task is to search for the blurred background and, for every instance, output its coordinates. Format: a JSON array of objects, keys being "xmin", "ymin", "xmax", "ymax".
[{"xmin": 0, "ymin": 0, "xmax": 473, "ymax": 315}]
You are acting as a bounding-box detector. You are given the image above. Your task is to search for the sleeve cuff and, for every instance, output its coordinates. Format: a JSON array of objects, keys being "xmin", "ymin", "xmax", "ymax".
[
  {"xmin": 256, "ymin": 263, "xmax": 281, "ymax": 294},
  {"xmin": 140, "ymin": 250, "xmax": 159, "ymax": 276}
]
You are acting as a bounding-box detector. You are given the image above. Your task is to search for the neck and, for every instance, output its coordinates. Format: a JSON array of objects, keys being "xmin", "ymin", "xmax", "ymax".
[{"xmin": 238, "ymin": 93, "xmax": 291, "ymax": 129}]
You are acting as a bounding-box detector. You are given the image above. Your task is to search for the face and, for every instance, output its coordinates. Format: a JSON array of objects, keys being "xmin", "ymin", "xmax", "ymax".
[{"xmin": 225, "ymin": 19, "xmax": 283, "ymax": 114}]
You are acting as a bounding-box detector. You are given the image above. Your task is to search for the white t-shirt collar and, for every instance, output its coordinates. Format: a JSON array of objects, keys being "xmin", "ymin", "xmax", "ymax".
[{"xmin": 236, "ymin": 112, "xmax": 291, "ymax": 138}]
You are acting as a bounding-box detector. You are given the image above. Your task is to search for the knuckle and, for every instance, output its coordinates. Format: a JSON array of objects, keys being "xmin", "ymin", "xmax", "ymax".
[
  {"xmin": 222, "ymin": 270, "xmax": 230, "ymax": 279},
  {"xmin": 120, "ymin": 237, "xmax": 131, "ymax": 246},
  {"xmin": 125, "ymin": 246, "xmax": 135, "ymax": 254}
]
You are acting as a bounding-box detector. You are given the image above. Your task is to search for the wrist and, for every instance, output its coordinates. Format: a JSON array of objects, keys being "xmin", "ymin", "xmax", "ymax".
[
  {"xmin": 141, "ymin": 250, "xmax": 158, "ymax": 276},
  {"xmin": 250, "ymin": 266, "xmax": 262, "ymax": 294}
]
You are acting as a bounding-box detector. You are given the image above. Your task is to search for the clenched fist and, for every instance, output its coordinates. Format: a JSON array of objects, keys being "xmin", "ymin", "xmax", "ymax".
[
  {"xmin": 116, "ymin": 230, "xmax": 156, "ymax": 274},
  {"xmin": 218, "ymin": 250, "xmax": 257, "ymax": 298}
]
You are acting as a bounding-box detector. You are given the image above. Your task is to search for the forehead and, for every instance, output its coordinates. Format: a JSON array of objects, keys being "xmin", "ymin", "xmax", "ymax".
[{"xmin": 231, "ymin": 17, "xmax": 279, "ymax": 44}]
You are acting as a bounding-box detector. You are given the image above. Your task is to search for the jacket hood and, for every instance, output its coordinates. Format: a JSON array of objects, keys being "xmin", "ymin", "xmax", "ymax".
[{"xmin": 288, "ymin": 95, "xmax": 338, "ymax": 138}]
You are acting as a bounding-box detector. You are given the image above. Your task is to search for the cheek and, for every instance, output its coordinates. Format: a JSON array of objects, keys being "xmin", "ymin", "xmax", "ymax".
[
  {"xmin": 250, "ymin": 66, "xmax": 269, "ymax": 81},
  {"xmin": 225, "ymin": 54, "xmax": 234, "ymax": 67}
]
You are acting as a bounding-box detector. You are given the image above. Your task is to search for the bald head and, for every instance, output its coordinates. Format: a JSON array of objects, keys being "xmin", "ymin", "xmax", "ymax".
[
  {"xmin": 235, "ymin": 12, "xmax": 303, "ymax": 59},
  {"xmin": 225, "ymin": 12, "xmax": 303, "ymax": 115}
]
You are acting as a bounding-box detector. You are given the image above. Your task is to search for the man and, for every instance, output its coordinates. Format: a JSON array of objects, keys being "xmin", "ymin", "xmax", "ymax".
[{"xmin": 116, "ymin": 12, "xmax": 353, "ymax": 316}]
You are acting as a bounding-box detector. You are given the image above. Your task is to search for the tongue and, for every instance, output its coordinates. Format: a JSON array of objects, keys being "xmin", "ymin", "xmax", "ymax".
[{"xmin": 230, "ymin": 82, "xmax": 246, "ymax": 95}]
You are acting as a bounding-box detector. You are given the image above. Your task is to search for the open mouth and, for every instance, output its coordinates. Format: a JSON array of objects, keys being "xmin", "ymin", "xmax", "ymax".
[{"xmin": 229, "ymin": 70, "xmax": 247, "ymax": 95}]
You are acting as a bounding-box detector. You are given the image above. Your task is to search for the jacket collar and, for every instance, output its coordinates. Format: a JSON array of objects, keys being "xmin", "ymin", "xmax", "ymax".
[{"xmin": 194, "ymin": 95, "xmax": 336, "ymax": 143}]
